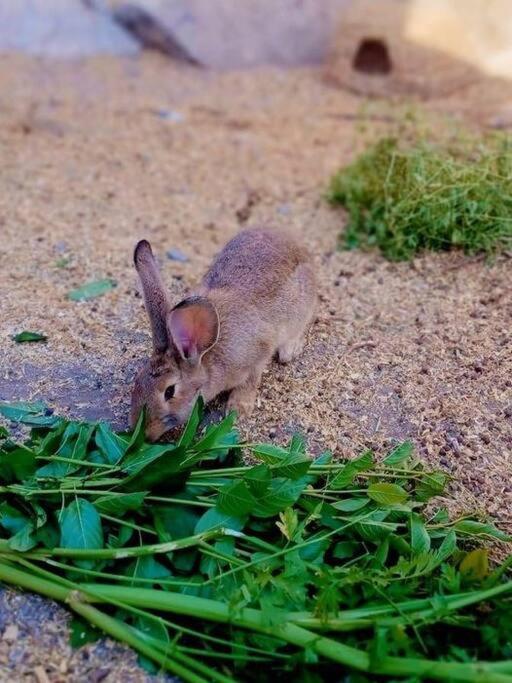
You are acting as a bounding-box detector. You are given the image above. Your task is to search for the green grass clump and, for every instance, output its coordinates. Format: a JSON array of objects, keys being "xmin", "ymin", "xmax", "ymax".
[
  {"xmin": 0, "ymin": 400, "xmax": 512, "ymax": 682},
  {"xmin": 328, "ymin": 136, "xmax": 512, "ymax": 260}
]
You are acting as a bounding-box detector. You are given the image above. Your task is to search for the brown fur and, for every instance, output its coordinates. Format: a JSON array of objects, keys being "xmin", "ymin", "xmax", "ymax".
[{"xmin": 131, "ymin": 227, "xmax": 317, "ymax": 441}]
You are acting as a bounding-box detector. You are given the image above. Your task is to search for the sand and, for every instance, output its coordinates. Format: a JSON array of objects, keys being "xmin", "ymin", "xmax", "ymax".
[{"xmin": 0, "ymin": 52, "xmax": 511, "ymax": 681}]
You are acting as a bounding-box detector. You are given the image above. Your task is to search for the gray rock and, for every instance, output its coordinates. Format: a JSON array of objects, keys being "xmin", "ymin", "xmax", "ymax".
[
  {"xmin": 105, "ymin": 0, "xmax": 349, "ymax": 68},
  {"xmin": 0, "ymin": 1, "xmax": 139, "ymax": 58},
  {"xmin": 156, "ymin": 109, "xmax": 186, "ymax": 123},
  {"xmin": 112, "ymin": 3, "xmax": 198, "ymax": 63},
  {"xmin": 166, "ymin": 247, "xmax": 189, "ymax": 262}
]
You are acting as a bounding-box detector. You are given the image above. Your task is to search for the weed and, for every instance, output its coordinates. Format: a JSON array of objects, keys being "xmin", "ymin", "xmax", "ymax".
[
  {"xmin": 328, "ymin": 135, "xmax": 512, "ymax": 260},
  {"xmin": 0, "ymin": 399, "xmax": 511, "ymax": 682}
]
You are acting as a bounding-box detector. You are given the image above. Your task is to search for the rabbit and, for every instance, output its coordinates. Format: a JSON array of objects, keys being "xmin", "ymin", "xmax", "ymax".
[{"xmin": 130, "ymin": 227, "xmax": 317, "ymax": 441}]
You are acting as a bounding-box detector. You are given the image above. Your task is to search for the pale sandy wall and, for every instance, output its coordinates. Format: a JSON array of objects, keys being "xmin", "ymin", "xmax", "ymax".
[{"xmin": 405, "ymin": 0, "xmax": 512, "ymax": 78}]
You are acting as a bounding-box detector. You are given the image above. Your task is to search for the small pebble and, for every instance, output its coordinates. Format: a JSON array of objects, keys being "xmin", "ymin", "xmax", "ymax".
[
  {"xmin": 166, "ymin": 248, "xmax": 189, "ymax": 263},
  {"xmin": 2, "ymin": 625, "xmax": 18, "ymax": 642},
  {"xmin": 156, "ymin": 109, "xmax": 185, "ymax": 123},
  {"xmin": 277, "ymin": 204, "xmax": 291, "ymax": 215},
  {"xmin": 54, "ymin": 241, "xmax": 68, "ymax": 254}
]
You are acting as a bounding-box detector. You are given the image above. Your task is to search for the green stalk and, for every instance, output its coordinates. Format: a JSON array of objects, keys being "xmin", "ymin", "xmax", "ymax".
[
  {"xmin": 145, "ymin": 496, "xmax": 213, "ymax": 508},
  {"xmin": 42, "ymin": 558, "xmax": 202, "ymax": 588},
  {"xmin": 290, "ymin": 580, "xmax": 512, "ymax": 630},
  {"xmin": 10, "ymin": 555, "xmax": 282, "ymax": 661},
  {"xmin": 137, "ymin": 631, "xmax": 237, "ymax": 683},
  {"xmin": 98, "ymin": 513, "xmax": 157, "ymax": 536},
  {"xmin": 35, "ymin": 455, "xmax": 114, "ymax": 469},
  {"xmin": 78, "ymin": 583, "xmax": 512, "ymax": 683},
  {"xmin": 485, "ymin": 554, "xmax": 512, "ymax": 587},
  {"xmin": 206, "ymin": 511, "xmax": 376, "ymax": 585},
  {"xmin": 2, "ymin": 553, "xmax": 512, "ymax": 682},
  {"xmin": 70, "ymin": 601, "xmax": 209, "ymax": 683},
  {"xmin": 0, "ymin": 561, "xmax": 210, "ymax": 683},
  {"xmin": 0, "ymin": 530, "xmax": 226, "ymax": 560}
]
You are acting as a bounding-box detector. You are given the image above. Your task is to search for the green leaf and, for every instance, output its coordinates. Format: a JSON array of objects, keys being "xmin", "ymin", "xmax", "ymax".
[
  {"xmin": 153, "ymin": 505, "xmax": 200, "ymax": 542},
  {"xmin": 200, "ymin": 537, "xmax": 235, "ymax": 578},
  {"xmin": 94, "ymin": 492, "xmax": 147, "ymax": 516},
  {"xmin": 416, "ymin": 472, "xmax": 448, "ymax": 501},
  {"xmin": 0, "ymin": 502, "xmax": 30, "ymax": 534},
  {"xmin": 410, "ymin": 513, "xmax": 431, "ymax": 554},
  {"xmin": 0, "ymin": 401, "xmax": 59, "ymax": 427},
  {"xmin": 367, "ymin": 482, "xmax": 408, "ymax": 506},
  {"xmin": 435, "ymin": 530, "xmax": 457, "ymax": 564},
  {"xmin": 332, "ymin": 541, "xmax": 358, "ymax": 560},
  {"xmin": 70, "ymin": 616, "xmax": 101, "ymax": 647},
  {"xmin": 353, "ymin": 510, "xmax": 396, "ymax": 542},
  {"xmin": 37, "ymin": 421, "xmax": 68, "ymax": 456},
  {"xmin": 122, "ymin": 446, "xmax": 194, "ymax": 492},
  {"xmin": 251, "ymin": 443, "xmax": 289, "ymax": 464},
  {"xmin": 194, "ymin": 506, "xmax": 246, "ymax": 534},
  {"xmin": 271, "ymin": 453, "xmax": 311, "ymax": 480},
  {"xmin": 332, "ymin": 497, "xmax": 370, "ymax": 512},
  {"xmin": 95, "ymin": 422, "xmax": 127, "ymax": 465},
  {"xmin": 0, "ymin": 446, "xmax": 36, "ymax": 483},
  {"xmin": 453, "ymin": 520, "xmax": 510, "ymax": 542},
  {"xmin": 125, "ymin": 555, "xmax": 171, "ymax": 585},
  {"xmin": 217, "ymin": 480, "xmax": 256, "ymax": 517},
  {"xmin": 244, "ymin": 464, "xmax": 271, "ymax": 497},
  {"xmin": 460, "ymin": 548, "xmax": 489, "ymax": 580},
  {"xmin": 67, "ymin": 278, "xmax": 117, "ymax": 301},
  {"xmin": 12, "ymin": 331, "xmax": 47, "ymax": 343},
  {"xmin": 252, "ymin": 477, "xmax": 309, "ymax": 518},
  {"xmin": 121, "ymin": 442, "xmax": 177, "ymax": 476},
  {"xmin": 9, "ymin": 523, "xmax": 36, "ymax": 551},
  {"xmin": 383, "ymin": 441, "xmax": 414, "ymax": 467},
  {"xmin": 37, "ymin": 423, "xmax": 94, "ymax": 477},
  {"xmin": 124, "ymin": 407, "xmax": 146, "ymax": 454},
  {"xmin": 276, "ymin": 508, "xmax": 299, "ymax": 541},
  {"xmin": 289, "ymin": 433, "xmax": 306, "ymax": 454},
  {"xmin": 59, "ymin": 498, "xmax": 103, "ymax": 552},
  {"xmin": 69, "ymin": 616, "xmax": 103, "ymax": 647},
  {"xmin": 33, "ymin": 523, "xmax": 59, "ymax": 549},
  {"xmin": 178, "ymin": 396, "xmax": 204, "ymax": 448},
  {"xmin": 329, "ymin": 450, "xmax": 374, "ymax": 489},
  {"xmin": 193, "ymin": 410, "xmax": 236, "ymax": 452}
]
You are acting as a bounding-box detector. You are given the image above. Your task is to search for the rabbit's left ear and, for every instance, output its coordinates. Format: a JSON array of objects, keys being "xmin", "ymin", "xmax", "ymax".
[
  {"xmin": 168, "ymin": 297, "xmax": 219, "ymax": 363},
  {"xmin": 133, "ymin": 240, "xmax": 171, "ymax": 354}
]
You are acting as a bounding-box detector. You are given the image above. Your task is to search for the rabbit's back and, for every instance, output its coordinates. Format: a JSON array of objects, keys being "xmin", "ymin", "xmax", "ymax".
[{"xmin": 202, "ymin": 227, "xmax": 310, "ymax": 301}]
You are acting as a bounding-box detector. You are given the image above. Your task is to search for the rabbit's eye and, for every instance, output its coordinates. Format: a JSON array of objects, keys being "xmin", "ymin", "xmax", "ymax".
[{"xmin": 164, "ymin": 385, "xmax": 175, "ymax": 401}]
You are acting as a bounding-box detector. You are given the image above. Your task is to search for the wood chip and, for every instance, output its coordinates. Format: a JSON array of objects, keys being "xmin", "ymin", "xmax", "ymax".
[
  {"xmin": 34, "ymin": 666, "xmax": 51, "ymax": 683},
  {"xmin": 2, "ymin": 625, "xmax": 18, "ymax": 642}
]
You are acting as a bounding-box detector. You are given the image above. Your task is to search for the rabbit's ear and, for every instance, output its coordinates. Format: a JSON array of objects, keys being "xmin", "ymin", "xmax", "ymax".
[
  {"xmin": 168, "ymin": 297, "xmax": 219, "ymax": 363},
  {"xmin": 134, "ymin": 240, "xmax": 170, "ymax": 353}
]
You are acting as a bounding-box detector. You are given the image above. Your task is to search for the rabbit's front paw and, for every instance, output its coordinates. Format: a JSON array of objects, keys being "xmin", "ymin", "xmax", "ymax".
[{"xmin": 227, "ymin": 387, "xmax": 256, "ymax": 418}]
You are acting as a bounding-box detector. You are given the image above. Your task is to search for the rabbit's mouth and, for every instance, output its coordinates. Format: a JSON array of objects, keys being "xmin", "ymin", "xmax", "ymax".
[{"xmin": 145, "ymin": 414, "xmax": 181, "ymax": 442}]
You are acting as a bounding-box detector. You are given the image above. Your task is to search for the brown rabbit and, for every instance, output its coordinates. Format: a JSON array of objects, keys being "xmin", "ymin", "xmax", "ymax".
[{"xmin": 130, "ymin": 227, "xmax": 316, "ymax": 441}]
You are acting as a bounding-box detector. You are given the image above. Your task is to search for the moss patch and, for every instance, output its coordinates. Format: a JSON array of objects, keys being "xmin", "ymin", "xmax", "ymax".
[{"xmin": 328, "ymin": 136, "xmax": 512, "ymax": 260}]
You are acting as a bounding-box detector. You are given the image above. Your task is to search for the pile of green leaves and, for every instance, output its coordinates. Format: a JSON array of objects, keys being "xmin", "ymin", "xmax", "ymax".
[
  {"xmin": 327, "ymin": 136, "xmax": 512, "ymax": 260},
  {"xmin": 0, "ymin": 399, "xmax": 511, "ymax": 683}
]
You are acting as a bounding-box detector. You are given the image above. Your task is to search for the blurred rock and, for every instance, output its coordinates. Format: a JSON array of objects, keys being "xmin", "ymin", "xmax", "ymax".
[
  {"xmin": 106, "ymin": 0, "xmax": 349, "ymax": 68},
  {"xmin": 112, "ymin": 4, "xmax": 198, "ymax": 63},
  {"xmin": 0, "ymin": 1, "xmax": 139, "ymax": 58},
  {"xmin": 166, "ymin": 248, "xmax": 189, "ymax": 262}
]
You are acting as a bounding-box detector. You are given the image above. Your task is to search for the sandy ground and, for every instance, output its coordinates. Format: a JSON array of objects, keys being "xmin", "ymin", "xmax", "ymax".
[{"xmin": 0, "ymin": 53, "xmax": 511, "ymax": 681}]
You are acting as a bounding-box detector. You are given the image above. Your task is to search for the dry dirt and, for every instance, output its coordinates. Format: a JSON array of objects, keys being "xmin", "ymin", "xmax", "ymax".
[{"xmin": 0, "ymin": 53, "xmax": 511, "ymax": 681}]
